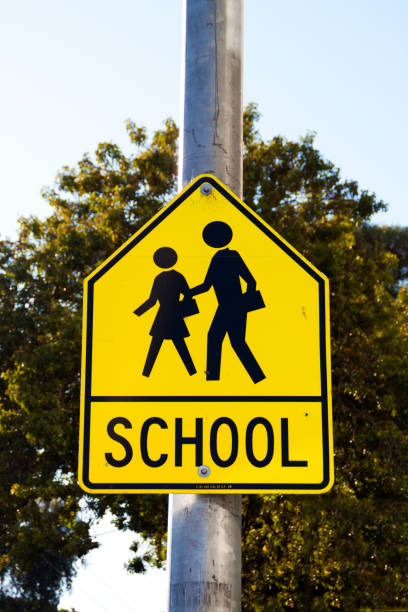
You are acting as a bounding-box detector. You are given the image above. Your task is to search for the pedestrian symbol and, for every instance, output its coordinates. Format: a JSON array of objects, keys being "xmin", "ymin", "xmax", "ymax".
[
  {"xmin": 134, "ymin": 221, "xmax": 266, "ymax": 383},
  {"xmin": 191, "ymin": 221, "xmax": 265, "ymax": 383},
  {"xmin": 79, "ymin": 175, "xmax": 334, "ymax": 494},
  {"xmin": 134, "ymin": 246, "xmax": 197, "ymax": 377}
]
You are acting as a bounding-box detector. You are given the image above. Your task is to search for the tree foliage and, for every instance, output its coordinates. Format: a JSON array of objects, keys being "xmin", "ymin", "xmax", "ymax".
[{"xmin": 1, "ymin": 105, "xmax": 407, "ymax": 609}]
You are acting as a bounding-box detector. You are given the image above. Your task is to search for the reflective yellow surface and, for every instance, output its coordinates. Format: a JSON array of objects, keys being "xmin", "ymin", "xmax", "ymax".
[
  {"xmin": 88, "ymin": 401, "xmax": 325, "ymax": 490},
  {"xmin": 79, "ymin": 175, "xmax": 333, "ymax": 493}
]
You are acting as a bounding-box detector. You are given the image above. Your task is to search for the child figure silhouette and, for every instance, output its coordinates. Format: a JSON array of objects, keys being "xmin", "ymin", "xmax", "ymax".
[{"xmin": 134, "ymin": 247, "xmax": 197, "ymax": 377}]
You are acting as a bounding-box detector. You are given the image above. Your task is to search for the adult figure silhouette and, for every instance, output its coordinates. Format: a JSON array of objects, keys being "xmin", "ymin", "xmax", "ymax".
[
  {"xmin": 134, "ymin": 247, "xmax": 196, "ymax": 377},
  {"xmin": 191, "ymin": 221, "xmax": 265, "ymax": 383}
]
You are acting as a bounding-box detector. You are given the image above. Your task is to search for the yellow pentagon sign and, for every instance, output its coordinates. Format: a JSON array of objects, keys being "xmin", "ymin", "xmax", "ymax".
[{"xmin": 79, "ymin": 175, "xmax": 333, "ymax": 494}]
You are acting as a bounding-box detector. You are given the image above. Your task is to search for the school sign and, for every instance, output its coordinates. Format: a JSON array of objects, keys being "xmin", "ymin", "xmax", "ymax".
[{"xmin": 78, "ymin": 175, "xmax": 334, "ymax": 494}]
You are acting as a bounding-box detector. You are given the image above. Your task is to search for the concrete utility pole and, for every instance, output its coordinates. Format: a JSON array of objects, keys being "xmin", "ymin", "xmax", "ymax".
[{"xmin": 168, "ymin": 1, "xmax": 243, "ymax": 611}]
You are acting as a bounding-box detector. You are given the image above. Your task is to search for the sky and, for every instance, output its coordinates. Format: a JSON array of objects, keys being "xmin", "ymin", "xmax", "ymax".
[{"xmin": 1, "ymin": 0, "xmax": 407, "ymax": 610}]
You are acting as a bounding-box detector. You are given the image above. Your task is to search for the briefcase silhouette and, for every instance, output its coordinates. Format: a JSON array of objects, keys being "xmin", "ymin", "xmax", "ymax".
[{"xmin": 241, "ymin": 289, "xmax": 265, "ymax": 312}]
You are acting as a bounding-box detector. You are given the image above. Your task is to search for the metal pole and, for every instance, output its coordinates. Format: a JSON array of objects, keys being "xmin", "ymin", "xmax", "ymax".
[
  {"xmin": 178, "ymin": 0, "xmax": 243, "ymax": 198},
  {"xmin": 168, "ymin": 1, "xmax": 243, "ymax": 611}
]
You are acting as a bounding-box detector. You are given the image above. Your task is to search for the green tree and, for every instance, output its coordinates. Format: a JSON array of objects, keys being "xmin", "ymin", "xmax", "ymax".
[
  {"xmin": 1, "ymin": 106, "xmax": 407, "ymax": 609},
  {"xmin": 241, "ymin": 105, "xmax": 408, "ymax": 610}
]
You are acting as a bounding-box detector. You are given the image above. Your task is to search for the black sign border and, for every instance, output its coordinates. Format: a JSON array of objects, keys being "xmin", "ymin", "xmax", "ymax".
[{"xmin": 81, "ymin": 175, "xmax": 331, "ymax": 491}]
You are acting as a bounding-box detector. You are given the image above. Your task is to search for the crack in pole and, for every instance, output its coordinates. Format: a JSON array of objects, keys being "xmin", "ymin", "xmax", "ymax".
[
  {"xmin": 212, "ymin": 2, "xmax": 228, "ymax": 157},
  {"xmin": 192, "ymin": 128, "xmax": 206, "ymax": 148}
]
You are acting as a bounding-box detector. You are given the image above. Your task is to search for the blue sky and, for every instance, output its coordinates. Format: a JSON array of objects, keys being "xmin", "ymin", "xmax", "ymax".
[
  {"xmin": 1, "ymin": 0, "xmax": 407, "ymax": 242},
  {"xmin": 1, "ymin": 1, "xmax": 407, "ymax": 610}
]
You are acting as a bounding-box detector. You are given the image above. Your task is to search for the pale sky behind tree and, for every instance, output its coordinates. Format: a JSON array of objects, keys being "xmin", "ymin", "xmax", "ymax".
[{"xmin": 0, "ymin": 1, "xmax": 407, "ymax": 610}]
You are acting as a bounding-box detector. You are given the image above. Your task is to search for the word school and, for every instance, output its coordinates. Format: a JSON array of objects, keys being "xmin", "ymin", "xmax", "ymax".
[{"xmin": 104, "ymin": 416, "xmax": 308, "ymax": 469}]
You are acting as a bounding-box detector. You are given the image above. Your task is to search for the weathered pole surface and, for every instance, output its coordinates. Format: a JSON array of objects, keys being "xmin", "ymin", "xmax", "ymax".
[
  {"xmin": 178, "ymin": 0, "xmax": 243, "ymax": 198},
  {"xmin": 167, "ymin": 1, "xmax": 243, "ymax": 611}
]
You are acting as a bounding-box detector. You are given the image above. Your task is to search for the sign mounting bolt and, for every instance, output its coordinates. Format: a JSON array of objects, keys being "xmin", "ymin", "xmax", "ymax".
[
  {"xmin": 200, "ymin": 183, "xmax": 212, "ymax": 195},
  {"xmin": 198, "ymin": 465, "xmax": 210, "ymax": 477}
]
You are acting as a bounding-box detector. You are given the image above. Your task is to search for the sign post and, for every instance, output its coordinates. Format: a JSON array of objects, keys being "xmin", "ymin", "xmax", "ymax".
[{"xmin": 169, "ymin": 1, "xmax": 243, "ymax": 610}]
